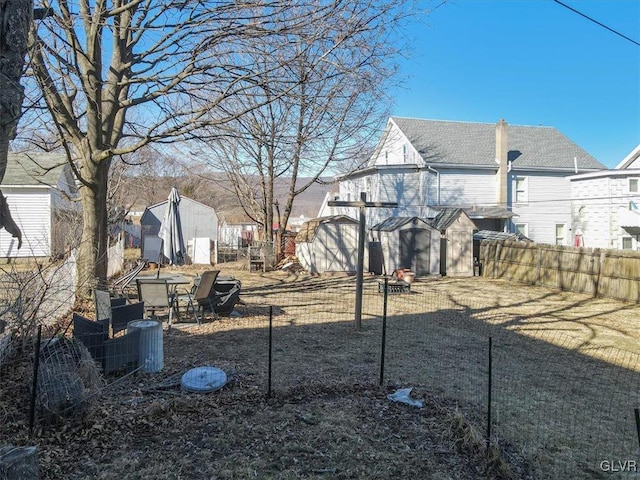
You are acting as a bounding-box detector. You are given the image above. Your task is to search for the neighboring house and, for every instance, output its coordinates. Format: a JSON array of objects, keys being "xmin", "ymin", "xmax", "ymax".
[
  {"xmin": 333, "ymin": 117, "xmax": 606, "ymax": 245},
  {"xmin": 0, "ymin": 152, "xmax": 78, "ymax": 258},
  {"xmin": 141, "ymin": 195, "xmax": 218, "ymax": 263},
  {"xmin": 569, "ymin": 144, "xmax": 640, "ymax": 250},
  {"xmin": 218, "ymin": 215, "xmax": 260, "ymax": 248}
]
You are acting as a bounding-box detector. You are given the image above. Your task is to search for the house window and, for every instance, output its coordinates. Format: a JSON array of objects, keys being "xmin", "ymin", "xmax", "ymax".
[
  {"xmin": 622, "ymin": 237, "xmax": 633, "ymax": 250},
  {"xmin": 402, "ymin": 144, "xmax": 407, "ymax": 163},
  {"xmin": 384, "ymin": 150, "xmax": 388, "ymax": 164},
  {"xmin": 629, "ymin": 178, "xmax": 639, "ymax": 193},
  {"xmin": 515, "ymin": 176, "xmax": 528, "ymax": 203},
  {"xmin": 515, "ymin": 223, "xmax": 528, "ymax": 237},
  {"xmin": 555, "ymin": 224, "xmax": 566, "ymax": 245}
]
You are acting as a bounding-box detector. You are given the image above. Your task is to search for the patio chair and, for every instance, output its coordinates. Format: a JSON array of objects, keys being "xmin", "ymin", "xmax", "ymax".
[
  {"xmin": 94, "ymin": 289, "xmax": 127, "ymax": 323},
  {"xmin": 136, "ymin": 278, "xmax": 180, "ymax": 326},
  {"xmin": 111, "ymin": 301, "xmax": 145, "ymax": 335},
  {"xmin": 190, "ymin": 270, "xmax": 221, "ymax": 322}
]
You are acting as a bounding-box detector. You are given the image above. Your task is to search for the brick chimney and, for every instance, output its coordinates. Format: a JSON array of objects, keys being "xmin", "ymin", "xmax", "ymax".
[{"xmin": 495, "ymin": 119, "xmax": 508, "ymax": 206}]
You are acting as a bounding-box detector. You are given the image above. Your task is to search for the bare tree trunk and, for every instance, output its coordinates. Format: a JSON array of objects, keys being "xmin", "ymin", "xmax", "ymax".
[
  {"xmin": 77, "ymin": 157, "xmax": 110, "ymax": 296},
  {"xmin": 0, "ymin": 0, "xmax": 31, "ymax": 243}
]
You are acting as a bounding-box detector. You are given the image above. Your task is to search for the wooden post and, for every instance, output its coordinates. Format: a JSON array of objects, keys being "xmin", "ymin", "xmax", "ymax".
[
  {"xmin": 595, "ymin": 250, "xmax": 606, "ymax": 298},
  {"xmin": 354, "ymin": 193, "xmax": 367, "ymax": 330},
  {"xmin": 328, "ymin": 193, "xmax": 397, "ymax": 330}
]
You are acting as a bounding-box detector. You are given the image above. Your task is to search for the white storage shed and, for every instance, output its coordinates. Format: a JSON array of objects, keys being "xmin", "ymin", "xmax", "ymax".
[{"xmin": 295, "ymin": 215, "xmax": 362, "ymax": 274}]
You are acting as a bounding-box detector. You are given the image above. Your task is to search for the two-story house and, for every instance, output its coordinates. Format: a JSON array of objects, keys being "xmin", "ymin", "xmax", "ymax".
[
  {"xmin": 326, "ymin": 117, "xmax": 606, "ymax": 245},
  {"xmin": 569, "ymin": 144, "xmax": 640, "ymax": 250}
]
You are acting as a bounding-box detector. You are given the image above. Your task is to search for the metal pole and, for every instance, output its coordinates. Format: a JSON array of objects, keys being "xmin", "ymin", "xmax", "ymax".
[
  {"xmin": 379, "ymin": 278, "xmax": 388, "ymax": 386},
  {"xmin": 486, "ymin": 336, "xmax": 493, "ymax": 452},
  {"xmin": 354, "ymin": 192, "xmax": 366, "ymax": 330},
  {"xmin": 635, "ymin": 408, "xmax": 640, "ymax": 451},
  {"xmin": 29, "ymin": 325, "xmax": 43, "ymax": 437},
  {"xmin": 267, "ymin": 306, "xmax": 273, "ymax": 399}
]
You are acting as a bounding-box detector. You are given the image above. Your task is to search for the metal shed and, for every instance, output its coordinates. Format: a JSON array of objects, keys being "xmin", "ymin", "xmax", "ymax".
[
  {"xmin": 430, "ymin": 208, "xmax": 476, "ymax": 276},
  {"xmin": 140, "ymin": 195, "xmax": 218, "ymax": 264},
  {"xmin": 370, "ymin": 217, "xmax": 441, "ymax": 276},
  {"xmin": 295, "ymin": 215, "xmax": 361, "ymax": 274}
]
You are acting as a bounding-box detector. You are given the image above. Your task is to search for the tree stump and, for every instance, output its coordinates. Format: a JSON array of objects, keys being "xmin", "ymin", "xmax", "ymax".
[{"xmin": 0, "ymin": 445, "xmax": 39, "ymax": 480}]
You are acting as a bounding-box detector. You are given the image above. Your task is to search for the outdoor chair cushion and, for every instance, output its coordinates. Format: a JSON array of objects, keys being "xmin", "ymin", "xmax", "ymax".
[
  {"xmin": 111, "ymin": 301, "xmax": 145, "ymax": 335},
  {"xmin": 72, "ymin": 313, "xmax": 109, "ymax": 363}
]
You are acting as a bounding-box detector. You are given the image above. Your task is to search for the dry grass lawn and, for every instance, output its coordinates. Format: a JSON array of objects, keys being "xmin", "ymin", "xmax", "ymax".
[{"xmin": 3, "ymin": 262, "xmax": 640, "ymax": 479}]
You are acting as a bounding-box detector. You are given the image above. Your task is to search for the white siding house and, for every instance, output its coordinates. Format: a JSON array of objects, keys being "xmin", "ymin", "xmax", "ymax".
[
  {"xmin": 334, "ymin": 117, "xmax": 606, "ymax": 245},
  {"xmin": 0, "ymin": 153, "xmax": 78, "ymax": 258},
  {"xmin": 569, "ymin": 144, "xmax": 640, "ymax": 250}
]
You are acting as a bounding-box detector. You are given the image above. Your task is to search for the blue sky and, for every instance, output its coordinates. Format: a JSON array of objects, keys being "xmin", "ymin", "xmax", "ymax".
[{"xmin": 392, "ymin": 0, "xmax": 640, "ymax": 168}]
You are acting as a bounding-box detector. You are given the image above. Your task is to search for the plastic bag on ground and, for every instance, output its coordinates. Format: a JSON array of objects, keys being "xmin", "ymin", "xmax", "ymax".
[{"xmin": 387, "ymin": 387, "xmax": 424, "ymax": 408}]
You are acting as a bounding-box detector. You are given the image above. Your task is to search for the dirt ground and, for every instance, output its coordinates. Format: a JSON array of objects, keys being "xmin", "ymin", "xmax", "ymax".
[{"xmin": 3, "ymin": 263, "xmax": 640, "ymax": 479}]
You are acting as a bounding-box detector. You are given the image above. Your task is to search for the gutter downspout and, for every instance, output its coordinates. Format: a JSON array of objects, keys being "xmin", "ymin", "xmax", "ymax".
[{"xmin": 427, "ymin": 165, "xmax": 440, "ymax": 206}]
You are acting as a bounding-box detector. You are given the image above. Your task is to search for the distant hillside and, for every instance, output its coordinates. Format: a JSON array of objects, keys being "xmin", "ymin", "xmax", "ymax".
[
  {"xmin": 277, "ymin": 177, "xmax": 337, "ymax": 219},
  {"xmin": 122, "ymin": 173, "xmax": 336, "ymax": 223}
]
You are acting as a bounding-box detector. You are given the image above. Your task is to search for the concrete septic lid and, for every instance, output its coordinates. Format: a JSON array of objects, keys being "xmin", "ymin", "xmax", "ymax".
[{"xmin": 181, "ymin": 366, "xmax": 227, "ymax": 393}]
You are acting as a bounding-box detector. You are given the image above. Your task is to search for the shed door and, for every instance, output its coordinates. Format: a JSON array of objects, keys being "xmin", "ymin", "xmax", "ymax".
[
  {"xmin": 399, "ymin": 228, "xmax": 431, "ymax": 275},
  {"xmin": 448, "ymin": 230, "xmax": 472, "ymax": 275}
]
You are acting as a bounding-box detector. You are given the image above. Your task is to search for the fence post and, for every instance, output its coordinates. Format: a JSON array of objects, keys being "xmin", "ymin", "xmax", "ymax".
[
  {"xmin": 493, "ymin": 242, "xmax": 501, "ymax": 278},
  {"xmin": 379, "ymin": 278, "xmax": 388, "ymax": 386},
  {"xmin": 486, "ymin": 336, "xmax": 493, "ymax": 452},
  {"xmin": 29, "ymin": 325, "xmax": 42, "ymax": 438},
  {"xmin": 267, "ymin": 306, "xmax": 273, "ymax": 400},
  {"xmin": 595, "ymin": 250, "xmax": 606, "ymax": 298}
]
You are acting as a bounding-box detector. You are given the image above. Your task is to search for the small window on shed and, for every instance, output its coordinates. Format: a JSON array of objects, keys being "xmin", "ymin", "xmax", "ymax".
[
  {"xmin": 630, "ymin": 178, "xmax": 639, "ymax": 193},
  {"xmin": 622, "ymin": 237, "xmax": 633, "ymax": 250}
]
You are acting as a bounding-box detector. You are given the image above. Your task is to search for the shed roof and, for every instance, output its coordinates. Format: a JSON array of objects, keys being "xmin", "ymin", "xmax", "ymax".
[
  {"xmin": 389, "ymin": 117, "xmax": 605, "ymax": 171},
  {"xmin": 141, "ymin": 195, "xmax": 217, "ymax": 224},
  {"xmin": 295, "ymin": 215, "xmax": 357, "ymax": 243},
  {"xmin": 430, "ymin": 208, "xmax": 466, "ymax": 231},
  {"xmin": 3, "ymin": 152, "xmax": 73, "ymax": 188},
  {"xmin": 370, "ymin": 216, "xmax": 433, "ymax": 232}
]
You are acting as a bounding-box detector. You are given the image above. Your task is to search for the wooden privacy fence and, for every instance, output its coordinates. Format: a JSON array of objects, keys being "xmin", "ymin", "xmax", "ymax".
[{"xmin": 480, "ymin": 240, "xmax": 640, "ymax": 303}]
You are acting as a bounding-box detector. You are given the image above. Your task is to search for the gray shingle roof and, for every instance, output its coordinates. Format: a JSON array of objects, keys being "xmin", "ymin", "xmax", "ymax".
[
  {"xmin": 2, "ymin": 152, "xmax": 70, "ymax": 187},
  {"xmin": 430, "ymin": 208, "xmax": 464, "ymax": 231},
  {"xmin": 296, "ymin": 215, "xmax": 358, "ymax": 242},
  {"xmin": 370, "ymin": 216, "xmax": 432, "ymax": 232},
  {"xmin": 391, "ymin": 117, "xmax": 606, "ymax": 170},
  {"xmin": 473, "ymin": 230, "xmax": 531, "ymax": 242}
]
